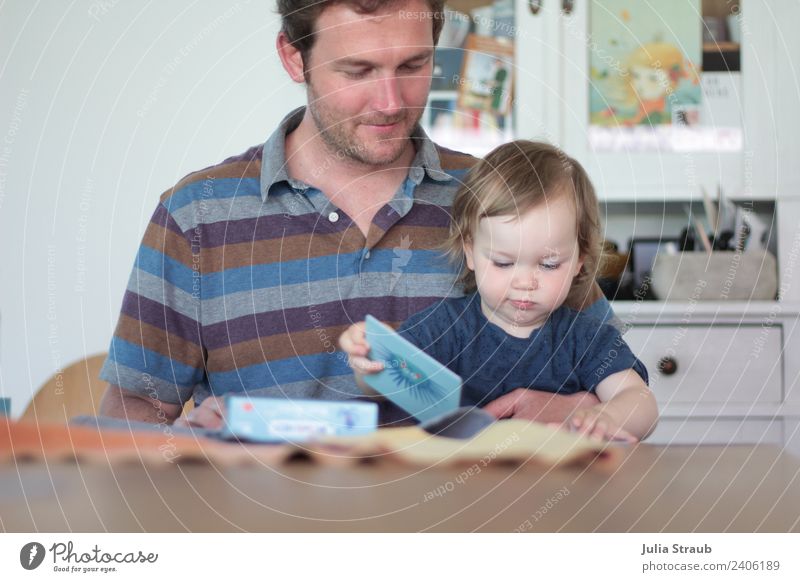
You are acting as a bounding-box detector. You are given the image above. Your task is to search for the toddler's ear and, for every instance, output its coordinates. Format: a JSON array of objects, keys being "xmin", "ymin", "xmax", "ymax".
[
  {"xmin": 573, "ymin": 253, "xmax": 586, "ymax": 277},
  {"xmin": 463, "ymin": 240, "xmax": 475, "ymax": 271}
]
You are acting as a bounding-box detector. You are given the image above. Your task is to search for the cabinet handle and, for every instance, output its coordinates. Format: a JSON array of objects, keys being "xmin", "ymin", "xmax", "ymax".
[
  {"xmin": 563, "ymin": 0, "xmax": 575, "ymax": 15},
  {"xmin": 657, "ymin": 357, "xmax": 679, "ymax": 376},
  {"xmin": 528, "ymin": 0, "xmax": 543, "ymax": 15}
]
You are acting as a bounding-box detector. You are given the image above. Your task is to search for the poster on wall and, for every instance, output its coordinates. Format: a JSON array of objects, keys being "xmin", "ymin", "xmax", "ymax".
[
  {"xmin": 456, "ymin": 35, "xmax": 514, "ymax": 116},
  {"xmin": 588, "ymin": 1, "xmax": 709, "ymax": 150}
]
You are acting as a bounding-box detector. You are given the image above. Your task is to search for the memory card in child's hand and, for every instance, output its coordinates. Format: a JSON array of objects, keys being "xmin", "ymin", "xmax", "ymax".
[{"xmin": 364, "ymin": 315, "xmax": 462, "ymax": 423}]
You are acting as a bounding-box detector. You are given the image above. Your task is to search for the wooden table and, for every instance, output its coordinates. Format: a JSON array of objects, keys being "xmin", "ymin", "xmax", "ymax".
[{"xmin": 1, "ymin": 444, "xmax": 799, "ymax": 532}]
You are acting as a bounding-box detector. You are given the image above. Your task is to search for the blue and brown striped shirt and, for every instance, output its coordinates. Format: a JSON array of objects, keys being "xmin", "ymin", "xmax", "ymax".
[{"xmin": 100, "ymin": 108, "xmax": 478, "ymax": 405}]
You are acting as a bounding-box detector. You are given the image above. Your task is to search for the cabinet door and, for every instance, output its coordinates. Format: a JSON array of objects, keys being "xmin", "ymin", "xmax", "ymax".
[
  {"xmin": 425, "ymin": 1, "xmax": 555, "ymax": 155},
  {"xmin": 514, "ymin": 0, "xmax": 562, "ymax": 142},
  {"xmin": 558, "ymin": 0, "xmax": 776, "ymax": 201}
]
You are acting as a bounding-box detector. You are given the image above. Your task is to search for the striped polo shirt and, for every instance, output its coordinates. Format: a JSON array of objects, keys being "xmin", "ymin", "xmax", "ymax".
[{"xmin": 100, "ymin": 107, "xmax": 477, "ymax": 406}]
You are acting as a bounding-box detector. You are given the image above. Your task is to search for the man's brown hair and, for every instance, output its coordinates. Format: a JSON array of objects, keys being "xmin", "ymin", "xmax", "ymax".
[
  {"xmin": 442, "ymin": 140, "xmax": 602, "ymax": 308},
  {"xmin": 277, "ymin": 0, "xmax": 446, "ymax": 71}
]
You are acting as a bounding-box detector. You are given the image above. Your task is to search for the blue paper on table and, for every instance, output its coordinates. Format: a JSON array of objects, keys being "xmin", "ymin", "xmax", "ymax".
[
  {"xmin": 364, "ymin": 315, "xmax": 462, "ymax": 423},
  {"xmin": 219, "ymin": 396, "xmax": 378, "ymax": 443}
]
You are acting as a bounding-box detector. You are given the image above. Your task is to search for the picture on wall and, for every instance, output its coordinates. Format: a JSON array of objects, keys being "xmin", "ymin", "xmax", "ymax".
[
  {"xmin": 456, "ymin": 34, "xmax": 514, "ymax": 115},
  {"xmin": 589, "ymin": 0, "xmax": 702, "ymax": 128}
]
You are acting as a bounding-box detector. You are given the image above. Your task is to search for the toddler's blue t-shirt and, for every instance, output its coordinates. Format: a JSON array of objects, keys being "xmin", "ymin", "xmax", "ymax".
[{"xmin": 397, "ymin": 293, "xmax": 648, "ymax": 407}]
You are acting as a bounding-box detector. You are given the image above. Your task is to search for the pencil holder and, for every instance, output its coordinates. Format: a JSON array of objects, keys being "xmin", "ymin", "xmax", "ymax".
[{"xmin": 650, "ymin": 251, "xmax": 778, "ymax": 301}]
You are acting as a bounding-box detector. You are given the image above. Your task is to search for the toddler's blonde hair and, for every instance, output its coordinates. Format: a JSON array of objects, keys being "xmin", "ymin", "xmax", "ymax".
[{"xmin": 443, "ymin": 140, "xmax": 601, "ymax": 307}]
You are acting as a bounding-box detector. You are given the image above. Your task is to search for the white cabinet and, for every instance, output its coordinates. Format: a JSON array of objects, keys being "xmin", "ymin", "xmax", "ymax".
[
  {"xmin": 515, "ymin": 0, "xmax": 800, "ymax": 454},
  {"xmin": 439, "ymin": 1, "xmax": 799, "ymax": 204},
  {"xmin": 513, "ymin": 0, "xmax": 783, "ymax": 201},
  {"xmin": 614, "ymin": 301, "xmax": 800, "ymax": 455}
]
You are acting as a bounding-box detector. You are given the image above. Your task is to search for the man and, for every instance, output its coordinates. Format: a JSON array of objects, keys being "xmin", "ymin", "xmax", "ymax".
[{"xmin": 99, "ymin": 0, "xmax": 607, "ymax": 428}]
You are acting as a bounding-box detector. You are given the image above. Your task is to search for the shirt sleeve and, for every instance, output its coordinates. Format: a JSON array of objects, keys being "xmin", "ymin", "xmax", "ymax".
[
  {"xmin": 99, "ymin": 201, "xmax": 205, "ymax": 405},
  {"xmin": 575, "ymin": 318, "xmax": 649, "ymax": 393},
  {"xmin": 581, "ymin": 294, "xmax": 627, "ymax": 335}
]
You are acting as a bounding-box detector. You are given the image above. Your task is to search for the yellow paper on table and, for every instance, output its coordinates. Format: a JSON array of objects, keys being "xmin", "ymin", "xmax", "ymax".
[{"xmin": 318, "ymin": 420, "xmax": 616, "ymax": 468}]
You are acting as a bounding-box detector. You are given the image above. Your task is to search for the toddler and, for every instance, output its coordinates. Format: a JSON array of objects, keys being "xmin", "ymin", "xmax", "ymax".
[{"xmin": 339, "ymin": 141, "xmax": 658, "ymax": 441}]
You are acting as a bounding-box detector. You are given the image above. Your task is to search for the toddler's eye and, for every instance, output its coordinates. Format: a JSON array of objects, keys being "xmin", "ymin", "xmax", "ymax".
[
  {"xmin": 540, "ymin": 263, "xmax": 561, "ymax": 271},
  {"xmin": 492, "ymin": 261, "xmax": 513, "ymax": 269}
]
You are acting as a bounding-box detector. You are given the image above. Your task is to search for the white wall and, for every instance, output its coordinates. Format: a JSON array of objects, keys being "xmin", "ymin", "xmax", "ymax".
[{"xmin": 0, "ymin": 0, "xmax": 305, "ymax": 417}]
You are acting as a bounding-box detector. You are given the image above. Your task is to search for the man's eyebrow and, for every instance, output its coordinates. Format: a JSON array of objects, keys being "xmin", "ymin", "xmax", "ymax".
[{"xmin": 335, "ymin": 50, "xmax": 433, "ymax": 68}]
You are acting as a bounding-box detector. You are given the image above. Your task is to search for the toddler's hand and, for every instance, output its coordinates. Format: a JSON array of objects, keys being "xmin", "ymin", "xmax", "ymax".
[
  {"xmin": 338, "ymin": 322, "xmax": 384, "ymax": 376},
  {"xmin": 565, "ymin": 407, "xmax": 638, "ymax": 443}
]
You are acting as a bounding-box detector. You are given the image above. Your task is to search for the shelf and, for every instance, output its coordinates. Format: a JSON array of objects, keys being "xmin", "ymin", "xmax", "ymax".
[
  {"xmin": 598, "ymin": 188, "xmax": 776, "ymax": 203},
  {"xmin": 703, "ymin": 41, "xmax": 740, "ymax": 52},
  {"xmin": 612, "ymin": 300, "xmax": 800, "ymax": 319},
  {"xmin": 428, "ymin": 90, "xmax": 458, "ymax": 100},
  {"xmin": 658, "ymin": 404, "xmax": 800, "ymax": 418}
]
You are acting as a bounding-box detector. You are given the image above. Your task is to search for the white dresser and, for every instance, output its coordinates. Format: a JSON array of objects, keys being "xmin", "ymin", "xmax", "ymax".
[{"xmin": 614, "ymin": 301, "xmax": 800, "ymax": 455}]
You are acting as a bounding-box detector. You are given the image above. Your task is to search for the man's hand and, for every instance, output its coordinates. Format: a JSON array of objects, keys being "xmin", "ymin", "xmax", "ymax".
[
  {"xmin": 99, "ymin": 385, "xmax": 182, "ymax": 424},
  {"xmin": 482, "ymin": 388, "xmax": 600, "ymax": 423},
  {"xmin": 173, "ymin": 396, "xmax": 225, "ymax": 430}
]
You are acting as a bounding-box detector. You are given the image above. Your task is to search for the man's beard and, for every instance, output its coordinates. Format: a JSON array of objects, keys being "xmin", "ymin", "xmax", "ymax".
[{"xmin": 306, "ymin": 86, "xmax": 421, "ymax": 167}]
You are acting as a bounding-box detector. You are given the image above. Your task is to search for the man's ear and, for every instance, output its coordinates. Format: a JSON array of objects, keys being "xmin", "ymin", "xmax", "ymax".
[
  {"xmin": 276, "ymin": 32, "xmax": 306, "ymax": 83},
  {"xmin": 463, "ymin": 239, "xmax": 475, "ymax": 271}
]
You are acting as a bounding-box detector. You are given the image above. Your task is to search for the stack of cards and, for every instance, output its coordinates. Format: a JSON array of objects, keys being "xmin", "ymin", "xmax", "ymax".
[{"xmin": 219, "ymin": 396, "xmax": 378, "ymax": 443}]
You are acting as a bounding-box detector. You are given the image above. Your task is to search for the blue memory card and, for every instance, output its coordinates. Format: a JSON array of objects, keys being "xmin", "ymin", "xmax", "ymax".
[
  {"xmin": 364, "ymin": 315, "xmax": 462, "ymax": 423},
  {"xmin": 219, "ymin": 396, "xmax": 378, "ymax": 443}
]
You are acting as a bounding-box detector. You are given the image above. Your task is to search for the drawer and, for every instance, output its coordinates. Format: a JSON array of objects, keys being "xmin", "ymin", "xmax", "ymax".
[
  {"xmin": 624, "ymin": 324, "xmax": 782, "ymax": 405},
  {"xmin": 647, "ymin": 418, "xmax": 784, "ymax": 446}
]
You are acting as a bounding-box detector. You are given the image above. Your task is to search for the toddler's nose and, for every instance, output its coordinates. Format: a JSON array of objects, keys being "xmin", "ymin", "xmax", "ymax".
[{"xmin": 516, "ymin": 272, "xmax": 539, "ymax": 290}]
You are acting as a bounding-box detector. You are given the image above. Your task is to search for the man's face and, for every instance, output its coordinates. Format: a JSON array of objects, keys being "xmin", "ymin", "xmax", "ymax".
[{"xmin": 303, "ymin": 0, "xmax": 434, "ymax": 167}]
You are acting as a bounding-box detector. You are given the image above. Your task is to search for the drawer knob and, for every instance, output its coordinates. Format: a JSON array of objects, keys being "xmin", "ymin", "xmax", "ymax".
[{"xmin": 657, "ymin": 357, "xmax": 678, "ymax": 376}]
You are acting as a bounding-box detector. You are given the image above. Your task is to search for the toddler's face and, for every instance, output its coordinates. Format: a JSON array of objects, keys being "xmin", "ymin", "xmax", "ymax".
[{"xmin": 463, "ymin": 195, "xmax": 584, "ymax": 338}]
